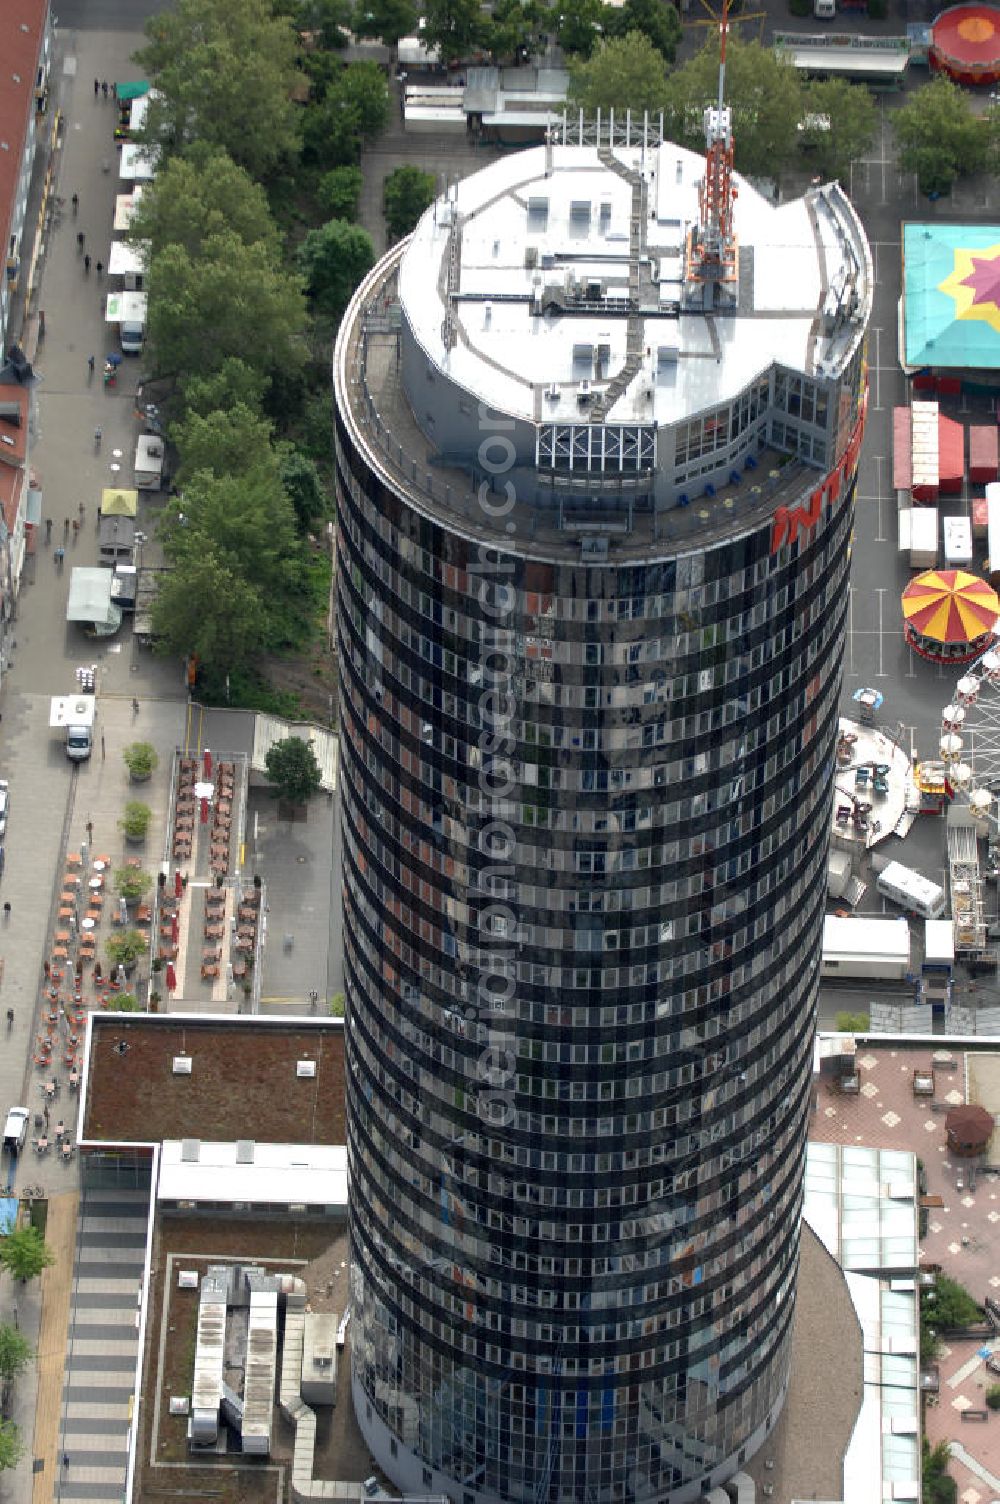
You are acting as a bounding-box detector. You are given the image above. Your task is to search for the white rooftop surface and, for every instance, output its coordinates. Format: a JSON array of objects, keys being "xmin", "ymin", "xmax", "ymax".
[
  {"xmin": 823, "ymin": 915, "xmax": 910, "ymax": 960},
  {"xmin": 108, "ymin": 240, "xmax": 148, "ymax": 276},
  {"xmin": 157, "ymin": 1140, "xmax": 348, "ymax": 1207},
  {"xmin": 399, "ymin": 142, "xmax": 869, "ymax": 427},
  {"xmin": 113, "ymin": 186, "xmax": 143, "ymax": 233},
  {"xmin": 779, "ymin": 42, "xmax": 909, "ymax": 74},
  {"xmin": 119, "ymin": 141, "xmax": 157, "ymax": 183}
]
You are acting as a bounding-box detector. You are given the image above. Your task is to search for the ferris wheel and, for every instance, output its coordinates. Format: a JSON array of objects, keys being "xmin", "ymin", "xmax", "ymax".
[{"xmin": 941, "ymin": 648, "xmax": 1000, "ymax": 820}]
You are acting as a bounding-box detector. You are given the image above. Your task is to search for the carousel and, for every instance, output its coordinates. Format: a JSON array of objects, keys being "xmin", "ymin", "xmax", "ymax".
[
  {"xmin": 931, "ymin": 3, "xmax": 1000, "ymax": 84},
  {"xmin": 902, "ymin": 569, "xmax": 1000, "ymax": 664}
]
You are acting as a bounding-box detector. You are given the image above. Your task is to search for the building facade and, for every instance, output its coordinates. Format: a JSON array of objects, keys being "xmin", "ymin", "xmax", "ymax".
[
  {"xmin": 334, "ymin": 126, "xmax": 871, "ymax": 1504},
  {"xmin": 0, "ymin": 0, "xmax": 52, "ymax": 355}
]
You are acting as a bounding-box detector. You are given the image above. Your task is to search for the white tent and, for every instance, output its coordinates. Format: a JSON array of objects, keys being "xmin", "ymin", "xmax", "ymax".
[
  {"xmin": 108, "ymin": 240, "xmax": 148, "ymax": 277},
  {"xmin": 105, "ymin": 290, "xmax": 147, "ymax": 325},
  {"xmin": 66, "ymin": 568, "xmax": 122, "ymax": 636},
  {"xmin": 119, "ymin": 142, "xmax": 157, "ymax": 183}
]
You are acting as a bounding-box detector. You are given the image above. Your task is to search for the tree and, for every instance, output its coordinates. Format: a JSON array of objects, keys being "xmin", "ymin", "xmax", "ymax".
[
  {"xmin": 0, "ymin": 1228, "xmax": 54, "ymax": 1285},
  {"xmin": 152, "ymin": 548, "xmax": 267, "ymax": 672},
  {"xmin": 922, "ymin": 1439, "xmax": 957, "ymax": 1504},
  {"xmin": 129, "ymin": 146, "xmax": 280, "ymax": 266},
  {"xmin": 663, "ymin": 37, "xmax": 804, "ymax": 180},
  {"xmin": 173, "ymin": 404, "xmax": 275, "ymax": 487},
  {"xmin": 136, "ymin": 0, "xmax": 303, "ymax": 179},
  {"xmin": 0, "ymin": 1420, "xmax": 23, "ymax": 1472},
  {"xmin": 568, "ymin": 31, "xmax": 670, "ymax": 116},
  {"xmin": 606, "ymin": 0, "xmax": 680, "ymax": 64},
  {"xmin": 299, "ymin": 61, "xmax": 391, "ymax": 168},
  {"xmin": 354, "ymin": 0, "xmax": 419, "ymax": 49},
  {"xmin": 798, "ymin": 79, "xmax": 876, "ymax": 182},
  {"xmin": 318, "ymin": 165, "xmax": 364, "ymax": 221},
  {"xmin": 183, "ymin": 359, "xmax": 266, "ymax": 421},
  {"xmin": 987, "ymin": 1384, "xmax": 1000, "ymax": 1410},
  {"xmin": 0, "ymin": 1326, "xmax": 32, "ymax": 1384},
  {"xmin": 384, "ymin": 165, "xmax": 437, "ymax": 240},
  {"xmin": 487, "ymin": 0, "xmax": 543, "ymax": 63},
  {"xmin": 279, "ymin": 447, "xmax": 328, "ymax": 531},
  {"xmin": 265, "ymin": 736, "xmax": 323, "ymax": 805},
  {"xmin": 921, "ymin": 1272, "xmax": 982, "ymax": 1330},
  {"xmin": 298, "ymin": 218, "xmax": 375, "ymax": 324},
  {"xmin": 420, "ymin": 0, "xmax": 485, "ymax": 61},
  {"xmin": 146, "ymin": 233, "xmax": 306, "ymax": 386},
  {"xmin": 164, "ymin": 469, "xmax": 302, "ymax": 600},
  {"xmin": 894, "ymin": 76, "xmax": 989, "ymax": 196},
  {"xmin": 288, "ymin": 0, "xmax": 354, "ymax": 47},
  {"xmin": 557, "ymin": 0, "xmax": 610, "ymax": 59}
]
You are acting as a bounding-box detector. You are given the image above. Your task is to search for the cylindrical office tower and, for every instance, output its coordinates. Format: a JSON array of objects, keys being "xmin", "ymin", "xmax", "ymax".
[{"xmin": 334, "ymin": 126, "xmax": 870, "ymax": 1504}]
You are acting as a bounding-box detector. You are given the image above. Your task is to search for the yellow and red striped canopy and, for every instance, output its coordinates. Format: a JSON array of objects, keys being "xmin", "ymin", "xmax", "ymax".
[{"xmin": 901, "ymin": 568, "xmax": 1000, "ymax": 644}]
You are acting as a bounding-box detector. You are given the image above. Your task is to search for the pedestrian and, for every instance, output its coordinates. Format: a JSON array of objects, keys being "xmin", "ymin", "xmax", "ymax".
[
  {"xmin": 83, "ymin": 253, "xmax": 90, "ymax": 274},
  {"xmin": 95, "ymin": 260, "xmax": 103, "ymax": 279},
  {"xmin": 78, "ymin": 501, "xmax": 86, "ymax": 521},
  {"xmin": 71, "ymin": 192, "xmax": 78, "ymax": 216},
  {"xmin": 85, "ymin": 820, "xmax": 93, "ymax": 843},
  {"xmin": 62, "ymin": 1453, "xmax": 69, "ymax": 1470},
  {"xmin": 87, "ymin": 355, "xmax": 94, "ymax": 376},
  {"xmin": 2, "ymin": 903, "xmax": 9, "ymax": 921},
  {"xmin": 100, "ymin": 733, "xmax": 105, "ymax": 761},
  {"xmin": 54, "ymin": 546, "xmax": 64, "ymax": 564},
  {"xmin": 38, "ymin": 310, "xmax": 44, "ymax": 338},
  {"xmin": 44, "ymin": 518, "xmax": 52, "ymax": 542},
  {"xmin": 63, "ymin": 518, "xmax": 69, "ymax": 538},
  {"xmin": 112, "ymin": 83, "xmax": 117, "ymax": 101},
  {"xmin": 94, "ymin": 79, "xmax": 99, "ymax": 97},
  {"xmin": 76, "ymin": 230, "xmax": 84, "ymax": 251},
  {"xmin": 101, "ymin": 81, "xmax": 108, "ymax": 98},
  {"xmin": 43, "ymin": 1105, "xmax": 49, "ymax": 1127},
  {"xmin": 71, "ymin": 519, "xmax": 79, "ymax": 539}
]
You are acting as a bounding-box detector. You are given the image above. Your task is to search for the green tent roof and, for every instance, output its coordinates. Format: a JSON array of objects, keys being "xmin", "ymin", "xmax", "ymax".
[{"xmin": 115, "ymin": 80, "xmax": 149, "ymax": 102}]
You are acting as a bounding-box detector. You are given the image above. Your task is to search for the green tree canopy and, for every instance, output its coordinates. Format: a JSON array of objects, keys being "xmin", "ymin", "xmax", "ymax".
[
  {"xmin": 152, "ymin": 548, "xmax": 267, "ymax": 671},
  {"xmin": 298, "ymin": 218, "xmax": 375, "ymax": 324},
  {"xmin": 318, "ymin": 164, "xmax": 364, "ymax": 220},
  {"xmin": 606, "ymin": 0, "xmax": 680, "ymax": 64},
  {"xmin": 487, "ymin": 0, "xmax": 543, "ymax": 63},
  {"xmin": 278, "ymin": 447, "xmax": 328, "ymax": 531},
  {"xmin": 300, "ymin": 60, "xmax": 391, "ymax": 167},
  {"xmin": 287, "ymin": 0, "xmax": 355, "ymax": 47},
  {"xmin": 182, "ymin": 359, "xmax": 266, "ymax": 421},
  {"xmin": 135, "ymin": 0, "xmax": 303, "ymax": 179},
  {"xmin": 146, "ymin": 232, "xmax": 306, "ymax": 385},
  {"xmin": 0, "ymin": 1228, "xmax": 54, "ymax": 1284},
  {"xmin": 265, "ymin": 735, "xmax": 323, "ymax": 804},
  {"xmin": 893, "ymin": 75, "xmax": 989, "ymax": 195},
  {"xmin": 384, "ymin": 165, "xmax": 437, "ymax": 240},
  {"xmin": 557, "ymin": 0, "xmax": 610, "ymax": 59},
  {"xmin": 798, "ymin": 78, "xmax": 876, "ymax": 181},
  {"xmin": 568, "ymin": 30, "xmax": 670, "ymax": 116},
  {"xmin": 172, "ymin": 404, "xmax": 275, "ymax": 486},
  {"xmin": 663, "ymin": 37, "xmax": 804, "ymax": 180},
  {"xmin": 420, "ymin": 0, "xmax": 486, "ymax": 60},
  {"xmin": 354, "ymin": 0, "xmax": 419, "ymax": 47},
  {"xmin": 165, "ymin": 469, "xmax": 302, "ymax": 599},
  {"xmin": 0, "ymin": 1420, "xmax": 23, "ymax": 1472},
  {"xmin": 129, "ymin": 146, "xmax": 280, "ymax": 265},
  {"xmin": 0, "ymin": 1325, "xmax": 32, "ymax": 1383}
]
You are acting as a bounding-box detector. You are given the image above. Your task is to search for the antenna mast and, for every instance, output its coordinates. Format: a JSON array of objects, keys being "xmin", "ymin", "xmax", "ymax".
[{"xmin": 686, "ymin": 0, "xmax": 738, "ymax": 303}]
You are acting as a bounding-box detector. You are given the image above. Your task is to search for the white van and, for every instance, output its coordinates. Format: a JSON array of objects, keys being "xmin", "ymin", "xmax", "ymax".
[
  {"xmin": 3, "ymin": 1107, "xmax": 29, "ymax": 1154},
  {"xmin": 120, "ymin": 319, "xmax": 145, "ymax": 356}
]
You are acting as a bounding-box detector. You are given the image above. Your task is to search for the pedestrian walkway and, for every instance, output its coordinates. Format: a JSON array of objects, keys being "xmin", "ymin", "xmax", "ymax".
[
  {"xmin": 31, "ymin": 1191, "xmax": 77, "ymax": 1504},
  {"xmin": 55, "ymin": 1187, "xmax": 150, "ymax": 1504}
]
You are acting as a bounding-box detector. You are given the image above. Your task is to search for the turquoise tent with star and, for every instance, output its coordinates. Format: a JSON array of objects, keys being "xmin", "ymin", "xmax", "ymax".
[{"xmin": 903, "ymin": 221, "xmax": 1000, "ymax": 373}]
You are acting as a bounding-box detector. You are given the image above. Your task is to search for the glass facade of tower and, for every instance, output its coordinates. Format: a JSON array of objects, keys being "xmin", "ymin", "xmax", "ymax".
[{"xmin": 335, "ymin": 368, "xmax": 859, "ymax": 1500}]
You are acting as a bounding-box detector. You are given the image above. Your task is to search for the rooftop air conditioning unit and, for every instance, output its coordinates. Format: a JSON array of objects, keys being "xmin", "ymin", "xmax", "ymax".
[
  {"xmin": 545, "ymin": 384, "xmax": 559, "ymax": 402},
  {"xmin": 524, "ymin": 246, "xmax": 538, "ymax": 268},
  {"xmin": 577, "ymin": 381, "xmax": 592, "ymax": 405},
  {"xmin": 177, "ymin": 1270, "xmax": 199, "ymax": 1289},
  {"xmin": 297, "ymin": 1059, "xmax": 317, "ymax": 1078},
  {"xmin": 172, "ymin": 1056, "xmax": 192, "ymax": 1075}
]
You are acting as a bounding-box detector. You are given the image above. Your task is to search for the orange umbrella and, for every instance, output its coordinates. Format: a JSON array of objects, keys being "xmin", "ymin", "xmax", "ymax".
[{"xmin": 901, "ymin": 569, "xmax": 999, "ymax": 645}]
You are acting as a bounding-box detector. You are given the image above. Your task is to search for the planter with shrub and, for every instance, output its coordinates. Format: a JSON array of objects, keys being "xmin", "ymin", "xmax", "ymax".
[
  {"xmin": 115, "ymin": 866, "xmax": 153, "ymax": 903},
  {"xmin": 122, "ymin": 742, "xmax": 159, "ymax": 782},
  {"xmin": 119, "ymin": 801, "xmax": 152, "ymax": 843},
  {"xmin": 106, "ymin": 930, "xmax": 147, "ymax": 975}
]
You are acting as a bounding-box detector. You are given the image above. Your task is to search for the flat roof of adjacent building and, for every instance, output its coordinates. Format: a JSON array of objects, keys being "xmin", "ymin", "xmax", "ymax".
[
  {"xmin": 82, "ymin": 1015, "xmax": 345, "ymax": 1146},
  {"xmin": 398, "ymin": 140, "xmax": 871, "ymax": 429},
  {"xmin": 902, "ymin": 221, "xmax": 1000, "ymax": 372},
  {"xmin": 158, "ymin": 1140, "xmax": 348, "ymax": 1206}
]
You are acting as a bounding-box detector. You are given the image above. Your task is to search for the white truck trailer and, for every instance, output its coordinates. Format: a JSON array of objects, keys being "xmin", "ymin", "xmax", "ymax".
[
  {"xmin": 909, "ymin": 506, "xmax": 938, "ymax": 569},
  {"xmin": 49, "ymin": 694, "xmax": 95, "ymax": 761},
  {"xmin": 821, "ymin": 915, "xmax": 911, "ymax": 982},
  {"xmin": 876, "ymin": 860, "xmax": 946, "ymax": 920},
  {"xmin": 943, "ymin": 515, "xmax": 973, "ymax": 568}
]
